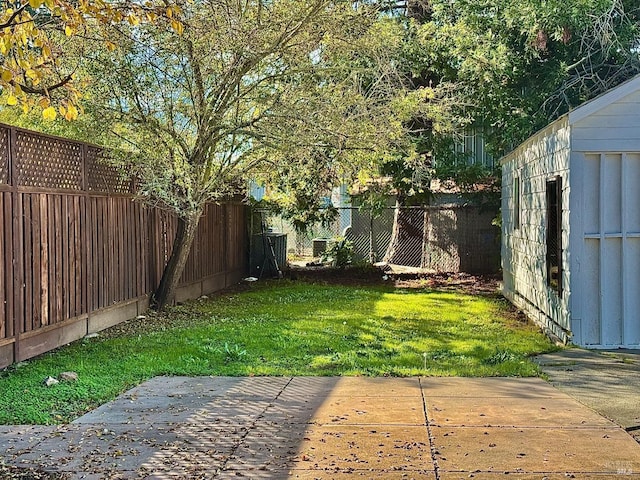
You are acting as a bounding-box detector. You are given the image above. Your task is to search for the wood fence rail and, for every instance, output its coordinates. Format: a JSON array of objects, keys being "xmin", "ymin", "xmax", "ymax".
[{"xmin": 0, "ymin": 124, "xmax": 248, "ymax": 369}]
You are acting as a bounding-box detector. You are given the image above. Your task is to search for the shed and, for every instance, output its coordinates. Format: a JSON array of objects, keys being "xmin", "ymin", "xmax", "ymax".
[{"xmin": 501, "ymin": 75, "xmax": 640, "ymax": 348}]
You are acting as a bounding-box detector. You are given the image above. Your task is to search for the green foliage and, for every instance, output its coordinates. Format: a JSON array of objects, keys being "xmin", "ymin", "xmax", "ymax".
[
  {"xmin": 219, "ymin": 343, "xmax": 248, "ymax": 364},
  {"xmin": 421, "ymin": 0, "xmax": 640, "ymax": 153},
  {"xmin": 363, "ymin": 0, "xmax": 640, "ymax": 202},
  {"xmin": 321, "ymin": 237, "xmax": 354, "ymax": 268},
  {"xmin": 0, "ymin": 282, "xmax": 556, "ymax": 424}
]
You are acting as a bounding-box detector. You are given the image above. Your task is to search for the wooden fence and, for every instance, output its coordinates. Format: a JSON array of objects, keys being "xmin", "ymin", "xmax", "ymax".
[{"xmin": 0, "ymin": 124, "xmax": 248, "ymax": 369}]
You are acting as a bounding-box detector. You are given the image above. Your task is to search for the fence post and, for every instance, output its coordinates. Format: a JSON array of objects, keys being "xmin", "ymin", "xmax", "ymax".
[
  {"xmin": 80, "ymin": 145, "xmax": 88, "ymax": 320},
  {"xmin": 9, "ymin": 127, "xmax": 22, "ymax": 362}
]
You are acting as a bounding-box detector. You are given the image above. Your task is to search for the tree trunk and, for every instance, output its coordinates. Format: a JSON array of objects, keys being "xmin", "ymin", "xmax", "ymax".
[
  {"xmin": 420, "ymin": 207, "xmax": 430, "ymax": 269},
  {"xmin": 383, "ymin": 196, "xmax": 403, "ymax": 264},
  {"xmin": 383, "ymin": 194, "xmax": 426, "ymax": 267},
  {"xmin": 152, "ymin": 208, "xmax": 203, "ymax": 311},
  {"xmin": 369, "ymin": 211, "xmax": 376, "ymax": 263}
]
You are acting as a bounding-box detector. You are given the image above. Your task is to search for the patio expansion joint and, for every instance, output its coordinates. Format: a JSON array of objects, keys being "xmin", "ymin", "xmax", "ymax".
[
  {"xmin": 215, "ymin": 376, "xmax": 294, "ymax": 476},
  {"xmin": 420, "ymin": 377, "xmax": 440, "ymax": 480}
]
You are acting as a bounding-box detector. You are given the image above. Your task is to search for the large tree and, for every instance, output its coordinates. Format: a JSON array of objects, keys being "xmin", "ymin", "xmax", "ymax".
[{"xmin": 84, "ymin": 0, "xmax": 412, "ymax": 309}]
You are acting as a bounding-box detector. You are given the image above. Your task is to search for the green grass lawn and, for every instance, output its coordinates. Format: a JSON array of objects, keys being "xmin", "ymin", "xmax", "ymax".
[{"xmin": 0, "ymin": 280, "xmax": 557, "ymax": 424}]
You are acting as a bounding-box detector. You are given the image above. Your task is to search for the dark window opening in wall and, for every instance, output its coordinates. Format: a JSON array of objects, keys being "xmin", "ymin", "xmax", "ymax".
[
  {"xmin": 513, "ymin": 177, "xmax": 520, "ymax": 230},
  {"xmin": 546, "ymin": 176, "xmax": 562, "ymax": 295}
]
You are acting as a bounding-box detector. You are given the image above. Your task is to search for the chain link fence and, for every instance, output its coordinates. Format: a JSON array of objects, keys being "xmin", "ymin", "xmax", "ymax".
[{"xmin": 256, "ymin": 204, "xmax": 500, "ymax": 274}]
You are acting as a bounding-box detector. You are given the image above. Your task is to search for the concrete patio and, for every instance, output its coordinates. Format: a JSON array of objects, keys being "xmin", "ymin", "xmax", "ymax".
[{"xmin": 2, "ymin": 376, "xmax": 640, "ymax": 479}]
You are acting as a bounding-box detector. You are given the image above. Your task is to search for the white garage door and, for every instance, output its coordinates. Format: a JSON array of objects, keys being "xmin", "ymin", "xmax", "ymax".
[{"xmin": 581, "ymin": 152, "xmax": 640, "ymax": 348}]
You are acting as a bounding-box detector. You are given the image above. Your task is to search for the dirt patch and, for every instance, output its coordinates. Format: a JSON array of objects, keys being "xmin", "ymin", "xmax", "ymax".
[{"xmin": 288, "ymin": 265, "xmax": 501, "ymax": 296}]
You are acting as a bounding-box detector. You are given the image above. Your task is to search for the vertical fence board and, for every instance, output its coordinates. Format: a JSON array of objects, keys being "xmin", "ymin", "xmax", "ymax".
[
  {"xmin": 135, "ymin": 204, "xmax": 142, "ymax": 297},
  {"xmin": 125, "ymin": 200, "xmax": 132, "ymax": 301},
  {"xmin": 23, "ymin": 195, "xmax": 33, "ymax": 333},
  {"xmin": 105, "ymin": 197, "xmax": 112, "ymax": 307},
  {"xmin": 97, "ymin": 197, "xmax": 105, "ymax": 310},
  {"xmin": 87, "ymin": 197, "xmax": 95, "ymax": 313},
  {"xmin": 104, "ymin": 197, "xmax": 111, "ymax": 307},
  {"xmin": 31, "ymin": 195, "xmax": 41, "ymax": 329},
  {"xmin": 54, "ymin": 195, "xmax": 63, "ymax": 325},
  {"xmin": 39, "ymin": 194, "xmax": 49, "ymax": 327},
  {"xmin": 73, "ymin": 195, "xmax": 81, "ymax": 317},
  {"xmin": 65, "ymin": 195, "xmax": 74, "ymax": 321},
  {"xmin": 47, "ymin": 196, "xmax": 55, "ymax": 325},
  {"xmin": 0, "ymin": 192, "xmax": 5, "ymax": 339},
  {"xmin": 13, "ymin": 192, "xmax": 24, "ymax": 337},
  {"xmin": 4, "ymin": 192, "xmax": 13, "ymax": 338},
  {"xmin": 120, "ymin": 199, "xmax": 127, "ymax": 302}
]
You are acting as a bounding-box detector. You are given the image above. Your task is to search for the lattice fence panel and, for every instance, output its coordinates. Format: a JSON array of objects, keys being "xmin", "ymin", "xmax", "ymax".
[
  {"xmin": 15, "ymin": 131, "xmax": 82, "ymax": 190},
  {"xmin": 0, "ymin": 126, "xmax": 8, "ymax": 185},
  {"xmin": 86, "ymin": 146, "xmax": 132, "ymax": 194}
]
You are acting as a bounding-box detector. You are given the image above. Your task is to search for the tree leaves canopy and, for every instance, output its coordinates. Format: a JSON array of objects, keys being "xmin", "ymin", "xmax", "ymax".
[{"xmin": 85, "ymin": 0, "xmax": 416, "ymax": 219}]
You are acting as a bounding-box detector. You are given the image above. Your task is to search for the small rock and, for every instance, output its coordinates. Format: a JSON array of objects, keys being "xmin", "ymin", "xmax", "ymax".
[
  {"xmin": 59, "ymin": 371, "xmax": 78, "ymax": 382},
  {"xmin": 136, "ymin": 315, "xmax": 146, "ymax": 320},
  {"xmin": 84, "ymin": 333, "xmax": 99, "ymax": 339},
  {"xmin": 198, "ymin": 295, "xmax": 209, "ymax": 300},
  {"xmin": 43, "ymin": 376, "xmax": 59, "ymax": 387},
  {"xmin": 382, "ymin": 275, "xmax": 389, "ymax": 281},
  {"xmin": 243, "ymin": 277, "xmax": 258, "ymax": 282}
]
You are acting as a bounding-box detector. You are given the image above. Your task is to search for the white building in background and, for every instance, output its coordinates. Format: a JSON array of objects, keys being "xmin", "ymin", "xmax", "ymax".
[{"xmin": 501, "ymin": 75, "xmax": 640, "ymax": 349}]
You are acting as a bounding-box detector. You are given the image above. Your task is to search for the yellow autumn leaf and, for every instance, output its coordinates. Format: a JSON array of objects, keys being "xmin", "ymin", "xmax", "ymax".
[
  {"xmin": 59, "ymin": 105, "xmax": 67, "ymax": 116},
  {"xmin": 65, "ymin": 25, "xmax": 73, "ymax": 36},
  {"xmin": 25, "ymin": 69, "xmax": 38, "ymax": 80},
  {"xmin": 166, "ymin": 7, "xmax": 173, "ymax": 18},
  {"xmin": 171, "ymin": 20, "xmax": 184, "ymax": 35},
  {"xmin": 6, "ymin": 95, "xmax": 18, "ymax": 106},
  {"xmin": 1, "ymin": 69, "xmax": 12, "ymax": 82},
  {"xmin": 65, "ymin": 104, "xmax": 78, "ymax": 121},
  {"xmin": 29, "ymin": 0, "xmax": 44, "ymax": 8},
  {"xmin": 42, "ymin": 106, "xmax": 57, "ymax": 120},
  {"xmin": 127, "ymin": 14, "xmax": 140, "ymax": 26}
]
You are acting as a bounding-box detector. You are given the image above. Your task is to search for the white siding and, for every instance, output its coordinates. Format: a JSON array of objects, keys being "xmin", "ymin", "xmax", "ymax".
[
  {"xmin": 572, "ymin": 91, "xmax": 640, "ymax": 153},
  {"xmin": 502, "ymin": 118, "xmax": 572, "ymax": 343}
]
